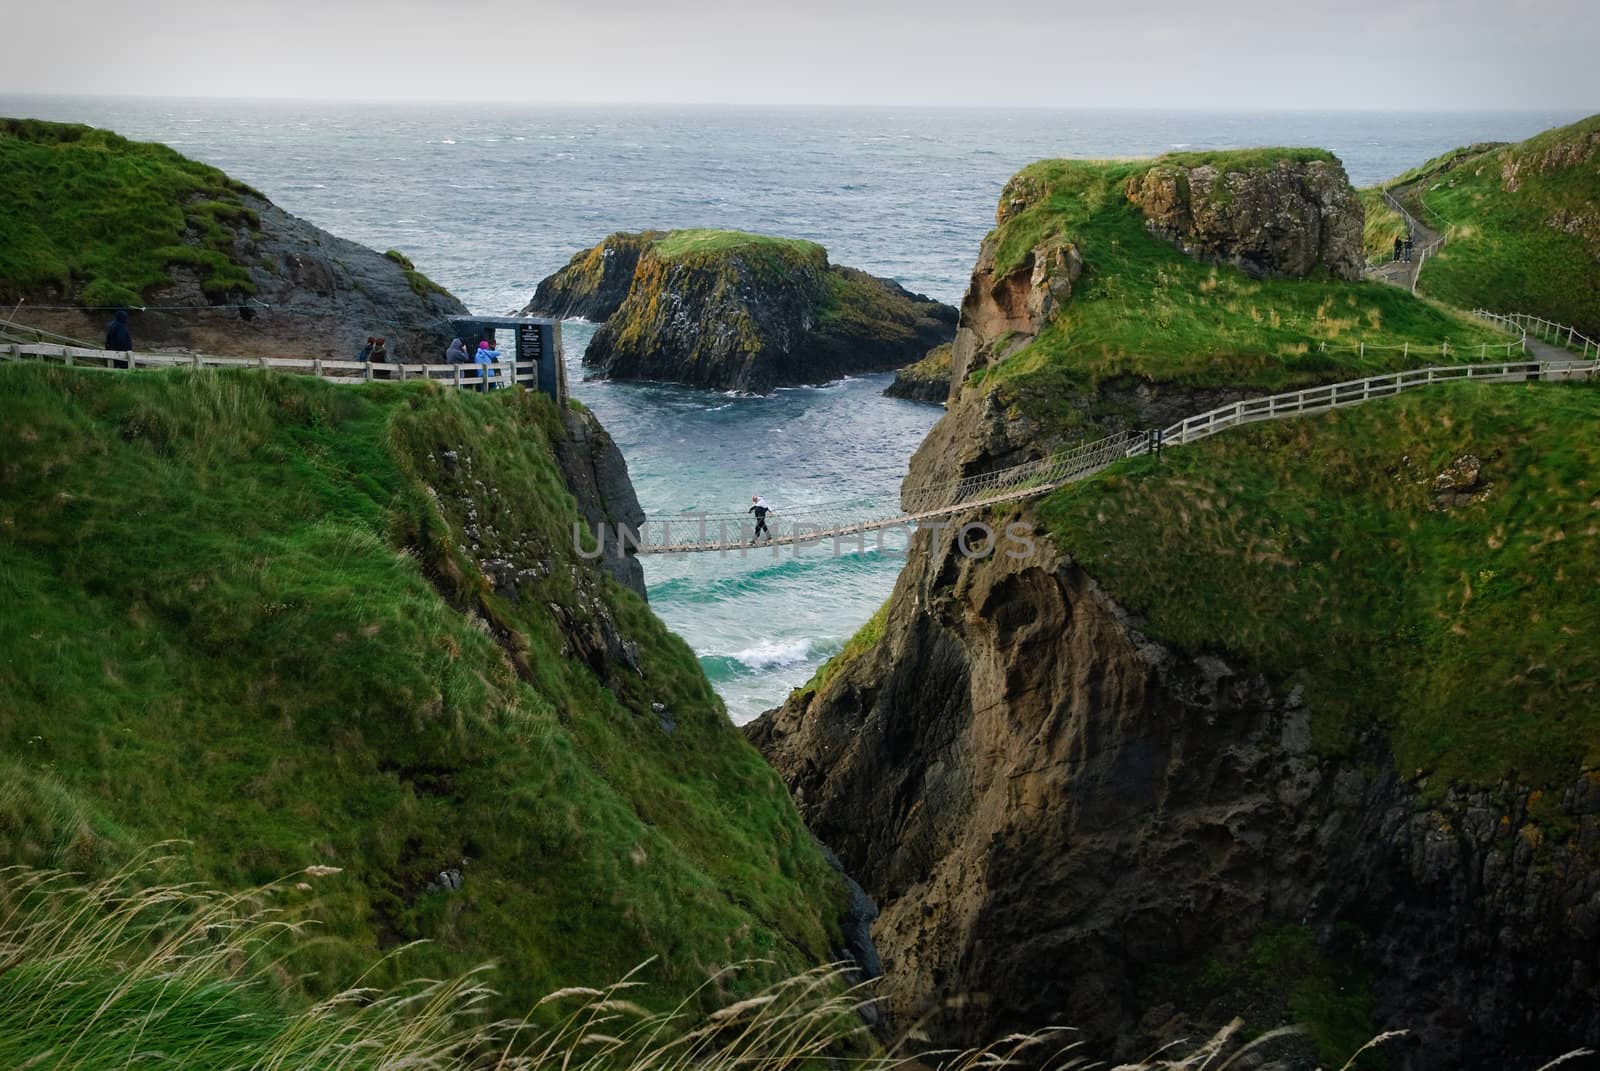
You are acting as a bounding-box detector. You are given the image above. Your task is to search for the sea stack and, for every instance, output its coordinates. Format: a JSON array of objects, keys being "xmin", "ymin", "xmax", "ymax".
[{"xmin": 525, "ymin": 229, "xmax": 957, "ymax": 393}]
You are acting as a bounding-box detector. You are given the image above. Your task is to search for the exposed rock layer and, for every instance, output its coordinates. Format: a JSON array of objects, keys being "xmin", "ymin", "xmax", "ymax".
[
  {"xmin": 25, "ymin": 195, "xmax": 466, "ymax": 363},
  {"xmin": 749, "ymin": 496, "xmax": 1600, "ymax": 1067},
  {"xmin": 553, "ymin": 405, "xmax": 648, "ymax": 598},
  {"xmin": 884, "ymin": 343, "xmax": 952, "ymax": 404},
  {"xmin": 1125, "ymin": 157, "xmax": 1364, "ymax": 282},
  {"xmin": 522, "ymin": 231, "xmax": 665, "ymax": 321}
]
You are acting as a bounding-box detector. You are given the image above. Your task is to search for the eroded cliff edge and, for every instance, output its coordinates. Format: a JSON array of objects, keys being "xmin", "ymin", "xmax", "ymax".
[{"xmin": 748, "ymin": 149, "xmax": 1600, "ymax": 1068}]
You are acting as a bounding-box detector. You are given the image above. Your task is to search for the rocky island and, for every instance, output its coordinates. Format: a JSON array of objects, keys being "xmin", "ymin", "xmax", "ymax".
[
  {"xmin": 525, "ymin": 229, "xmax": 957, "ymax": 392},
  {"xmin": 750, "ymin": 146, "xmax": 1599, "ymax": 1068}
]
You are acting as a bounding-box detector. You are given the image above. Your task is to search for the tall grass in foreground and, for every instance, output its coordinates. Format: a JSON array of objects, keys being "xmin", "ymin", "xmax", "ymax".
[{"xmin": 1, "ymin": 858, "xmax": 1590, "ymax": 1071}]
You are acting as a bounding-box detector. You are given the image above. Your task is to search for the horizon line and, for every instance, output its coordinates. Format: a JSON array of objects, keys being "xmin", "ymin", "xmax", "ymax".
[{"xmin": 0, "ymin": 90, "xmax": 1592, "ymax": 116}]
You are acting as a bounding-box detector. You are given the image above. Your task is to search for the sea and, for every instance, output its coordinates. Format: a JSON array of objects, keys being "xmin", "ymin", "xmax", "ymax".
[{"xmin": 2, "ymin": 96, "xmax": 1585, "ymax": 721}]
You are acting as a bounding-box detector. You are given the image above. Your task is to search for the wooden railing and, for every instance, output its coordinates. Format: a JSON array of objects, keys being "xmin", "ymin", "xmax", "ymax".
[{"xmin": 0, "ymin": 340, "xmax": 537, "ymax": 390}]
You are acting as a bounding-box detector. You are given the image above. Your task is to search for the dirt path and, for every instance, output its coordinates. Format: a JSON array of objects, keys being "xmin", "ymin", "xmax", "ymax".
[{"xmin": 1366, "ymin": 182, "xmax": 1443, "ymax": 292}]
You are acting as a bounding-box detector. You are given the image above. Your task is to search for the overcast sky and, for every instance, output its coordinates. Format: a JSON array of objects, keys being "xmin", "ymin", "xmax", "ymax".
[{"xmin": 4, "ymin": 0, "xmax": 1596, "ymax": 109}]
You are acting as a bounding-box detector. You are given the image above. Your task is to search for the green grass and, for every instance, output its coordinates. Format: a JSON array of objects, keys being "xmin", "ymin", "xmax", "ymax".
[
  {"xmin": 1358, "ymin": 188, "xmax": 1408, "ymax": 262},
  {"xmin": 798, "ymin": 601, "xmax": 890, "ymax": 698},
  {"xmin": 1156, "ymin": 147, "xmax": 1337, "ymax": 171},
  {"xmin": 1038, "ymin": 380, "xmax": 1600, "ymax": 793},
  {"xmin": 652, "ymin": 229, "xmax": 827, "ymax": 264},
  {"xmin": 1142, "ymin": 925, "xmax": 1382, "ymax": 1070},
  {"xmin": 969, "ymin": 156, "xmax": 1507, "ymax": 441},
  {"xmin": 1401, "ymin": 114, "xmax": 1600, "ymax": 336},
  {"xmin": 0, "ymin": 118, "xmax": 261, "ymax": 306},
  {"xmin": 0, "ymin": 363, "xmax": 844, "ymax": 1022},
  {"xmin": 384, "ymin": 249, "xmax": 452, "ymax": 298},
  {"xmin": 5, "ymin": 861, "xmax": 1427, "ymax": 1071}
]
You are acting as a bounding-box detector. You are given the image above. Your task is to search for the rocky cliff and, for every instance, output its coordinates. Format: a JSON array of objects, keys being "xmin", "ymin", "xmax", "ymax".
[
  {"xmin": 748, "ymin": 150, "xmax": 1600, "ymax": 1069},
  {"xmin": 528, "ymin": 230, "xmax": 956, "ymax": 393},
  {"xmin": 884, "ymin": 343, "xmax": 952, "ymax": 404},
  {"xmin": 0, "ymin": 118, "xmax": 466, "ymax": 361},
  {"xmin": 1124, "ymin": 150, "xmax": 1364, "ymax": 282},
  {"xmin": 522, "ymin": 230, "xmax": 665, "ymax": 321}
]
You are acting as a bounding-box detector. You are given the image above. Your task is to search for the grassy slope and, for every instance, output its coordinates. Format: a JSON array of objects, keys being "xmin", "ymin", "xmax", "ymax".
[
  {"xmin": 982, "ymin": 155, "xmax": 1502, "ymax": 415},
  {"xmin": 0, "ymin": 118, "xmax": 262, "ymax": 306},
  {"xmin": 0, "ymin": 364, "xmax": 842, "ymax": 1020},
  {"xmin": 1357, "ymin": 188, "xmax": 1408, "ymax": 262},
  {"xmin": 653, "ymin": 229, "xmax": 827, "ymax": 263},
  {"xmin": 1038, "ymin": 380, "xmax": 1600, "ymax": 796},
  {"xmin": 1402, "ymin": 115, "xmax": 1600, "ymax": 335}
]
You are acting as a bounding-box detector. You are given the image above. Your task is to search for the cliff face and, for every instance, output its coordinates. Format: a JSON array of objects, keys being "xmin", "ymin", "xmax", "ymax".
[
  {"xmin": 748, "ymin": 147, "xmax": 1600, "ymax": 1067},
  {"xmin": 553, "ymin": 404, "xmax": 647, "ymax": 598},
  {"xmin": 0, "ymin": 119, "xmax": 466, "ymax": 362},
  {"xmin": 884, "ymin": 343, "xmax": 952, "ymax": 404},
  {"xmin": 521, "ymin": 231, "xmax": 665, "ymax": 321},
  {"xmin": 530, "ymin": 230, "xmax": 956, "ymax": 393},
  {"xmin": 949, "ymin": 176, "xmax": 1084, "ymax": 386},
  {"xmin": 749, "ymin": 498, "xmax": 1600, "ymax": 1066},
  {"xmin": 1124, "ymin": 153, "xmax": 1364, "ymax": 282}
]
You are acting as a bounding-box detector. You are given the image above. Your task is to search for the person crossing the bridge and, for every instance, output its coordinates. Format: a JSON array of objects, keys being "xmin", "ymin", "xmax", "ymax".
[{"xmin": 749, "ymin": 495, "xmax": 773, "ymax": 545}]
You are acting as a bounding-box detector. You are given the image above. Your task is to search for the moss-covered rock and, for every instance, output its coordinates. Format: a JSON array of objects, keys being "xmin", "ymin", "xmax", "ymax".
[
  {"xmin": 1124, "ymin": 149, "xmax": 1363, "ymax": 281},
  {"xmin": 522, "ymin": 230, "xmax": 666, "ymax": 321},
  {"xmin": 530, "ymin": 230, "xmax": 956, "ymax": 393},
  {"xmin": 884, "ymin": 343, "xmax": 952, "ymax": 403}
]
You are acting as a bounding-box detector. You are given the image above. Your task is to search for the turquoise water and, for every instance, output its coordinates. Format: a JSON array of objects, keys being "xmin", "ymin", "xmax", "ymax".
[
  {"xmin": 560, "ymin": 322, "xmax": 938, "ymax": 719},
  {"xmin": 3, "ymin": 96, "xmax": 1586, "ymax": 719}
]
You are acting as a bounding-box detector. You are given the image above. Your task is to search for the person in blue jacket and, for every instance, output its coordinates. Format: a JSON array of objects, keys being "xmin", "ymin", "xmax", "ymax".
[
  {"xmin": 104, "ymin": 309, "xmax": 133, "ymax": 369},
  {"xmin": 474, "ymin": 339, "xmax": 501, "ymax": 392}
]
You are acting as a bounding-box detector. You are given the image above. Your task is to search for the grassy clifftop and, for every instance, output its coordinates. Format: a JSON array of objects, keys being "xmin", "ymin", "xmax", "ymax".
[
  {"xmin": 0, "ymin": 118, "xmax": 269, "ymax": 306},
  {"xmin": 1394, "ymin": 114, "xmax": 1600, "ymax": 336},
  {"xmin": 1039, "ymin": 379, "xmax": 1600, "ymax": 796},
  {"xmin": 955, "ymin": 153, "xmax": 1507, "ymax": 445},
  {"xmin": 0, "ymin": 365, "xmax": 842, "ymax": 1019}
]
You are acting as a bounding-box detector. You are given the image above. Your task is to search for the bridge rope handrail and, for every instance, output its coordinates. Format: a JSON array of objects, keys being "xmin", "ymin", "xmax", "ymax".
[{"xmin": 636, "ymin": 312, "xmax": 1593, "ymax": 552}]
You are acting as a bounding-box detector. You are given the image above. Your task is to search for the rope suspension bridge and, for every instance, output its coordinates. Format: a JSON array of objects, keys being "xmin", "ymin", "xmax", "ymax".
[{"xmin": 5, "ymin": 312, "xmax": 1597, "ymax": 557}]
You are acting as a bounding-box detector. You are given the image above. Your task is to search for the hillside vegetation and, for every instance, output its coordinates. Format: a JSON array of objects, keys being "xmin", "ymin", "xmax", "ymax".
[
  {"xmin": 1039, "ymin": 379, "xmax": 1600, "ymax": 795},
  {"xmin": 986, "ymin": 155, "xmax": 1502, "ymax": 388},
  {"xmin": 0, "ymin": 119, "xmax": 262, "ymax": 306},
  {"xmin": 1396, "ymin": 114, "xmax": 1600, "ymax": 336},
  {"xmin": 0, "ymin": 364, "xmax": 843, "ymax": 1021}
]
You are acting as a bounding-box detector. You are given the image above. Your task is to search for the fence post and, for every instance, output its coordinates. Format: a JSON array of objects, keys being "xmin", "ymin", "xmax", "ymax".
[
  {"xmin": 192, "ymin": 353, "xmax": 201, "ymax": 369},
  {"xmin": 1403, "ymin": 342, "xmax": 1408, "ymax": 359},
  {"xmin": 1442, "ymin": 341, "xmax": 1448, "ymax": 358},
  {"xmin": 364, "ymin": 362, "xmax": 373, "ymax": 383}
]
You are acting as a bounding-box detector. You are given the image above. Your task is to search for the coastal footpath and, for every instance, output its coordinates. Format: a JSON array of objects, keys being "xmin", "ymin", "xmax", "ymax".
[
  {"xmin": 750, "ymin": 140, "xmax": 1600, "ymax": 1068},
  {"xmin": 525, "ymin": 229, "xmax": 957, "ymax": 392}
]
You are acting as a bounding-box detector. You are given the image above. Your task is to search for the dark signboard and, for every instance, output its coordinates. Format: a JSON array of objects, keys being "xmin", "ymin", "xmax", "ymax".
[{"xmin": 516, "ymin": 323, "xmax": 544, "ymax": 362}]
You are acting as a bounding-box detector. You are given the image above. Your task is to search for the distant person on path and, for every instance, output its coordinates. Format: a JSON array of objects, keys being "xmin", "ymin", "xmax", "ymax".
[
  {"xmin": 357, "ymin": 336, "xmax": 375, "ymax": 362},
  {"xmin": 1403, "ymin": 237, "xmax": 1414, "ymax": 264},
  {"xmin": 749, "ymin": 495, "xmax": 773, "ymax": 545},
  {"xmin": 371, "ymin": 337, "xmax": 388, "ymax": 362},
  {"xmin": 104, "ymin": 309, "xmax": 132, "ymax": 369},
  {"xmin": 1392, "ymin": 235, "xmax": 1404, "ymax": 263},
  {"xmin": 475, "ymin": 339, "xmax": 501, "ymax": 392},
  {"xmin": 445, "ymin": 337, "xmax": 469, "ymax": 365}
]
